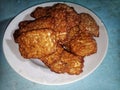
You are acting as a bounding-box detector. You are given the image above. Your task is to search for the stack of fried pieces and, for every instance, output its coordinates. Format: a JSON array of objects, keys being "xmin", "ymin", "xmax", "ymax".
[{"xmin": 13, "ymin": 3, "xmax": 99, "ymax": 75}]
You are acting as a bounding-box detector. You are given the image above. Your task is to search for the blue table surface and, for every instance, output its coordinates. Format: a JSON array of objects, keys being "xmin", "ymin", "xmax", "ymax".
[{"xmin": 0, "ymin": 0, "xmax": 120, "ymax": 90}]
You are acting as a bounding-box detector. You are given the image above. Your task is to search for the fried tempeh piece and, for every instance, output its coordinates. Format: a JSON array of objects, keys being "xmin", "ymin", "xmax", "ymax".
[
  {"xmin": 70, "ymin": 32, "xmax": 97, "ymax": 57},
  {"xmin": 50, "ymin": 50, "xmax": 84, "ymax": 75},
  {"xmin": 17, "ymin": 29, "xmax": 57, "ymax": 58},
  {"xmin": 14, "ymin": 16, "xmax": 55, "ymax": 42},
  {"xmin": 79, "ymin": 13, "xmax": 99, "ymax": 37},
  {"xmin": 40, "ymin": 45, "xmax": 64, "ymax": 67}
]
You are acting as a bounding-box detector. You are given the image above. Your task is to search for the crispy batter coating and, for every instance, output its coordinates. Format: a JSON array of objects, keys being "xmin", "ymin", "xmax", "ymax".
[
  {"xmin": 56, "ymin": 32, "xmax": 67, "ymax": 44},
  {"xmin": 70, "ymin": 33, "xmax": 97, "ymax": 57},
  {"xmin": 31, "ymin": 6, "xmax": 51, "ymax": 18},
  {"xmin": 50, "ymin": 6, "xmax": 67, "ymax": 42},
  {"xmin": 62, "ymin": 26, "xmax": 80, "ymax": 52},
  {"xmin": 30, "ymin": 3, "xmax": 80, "ymax": 43},
  {"xmin": 51, "ymin": 9, "xmax": 67, "ymax": 33},
  {"xmin": 67, "ymin": 25, "xmax": 80, "ymax": 41},
  {"xmin": 13, "ymin": 20, "xmax": 32, "ymax": 42},
  {"xmin": 18, "ymin": 20, "xmax": 32, "ymax": 29},
  {"xmin": 52, "ymin": 3, "xmax": 80, "ymax": 29},
  {"xmin": 66, "ymin": 8, "xmax": 80, "ymax": 30},
  {"xmin": 53, "ymin": 4, "xmax": 80, "ymax": 29},
  {"xmin": 40, "ymin": 45, "xmax": 64, "ymax": 66},
  {"xmin": 19, "ymin": 16, "xmax": 55, "ymax": 33},
  {"xmin": 14, "ymin": 16, "xmax": 55, "ymax": 42},
  {"xmin": 30, "ymin": 3, "xmax": 76, "ymax": 19},
  {"xmin": 79, "ymin": 13, "xmax": 99, "ymax": 37},
  {"xmin": 53, "ymin": 3, "xmax": 80, "ymax": 42},
  {"xmin": 17, "ymin": 29, "xmax": 57, "ymax": 58},
  {"xmin": 50, "ymin": 50, "xmax": 84, "ymax": 75}
]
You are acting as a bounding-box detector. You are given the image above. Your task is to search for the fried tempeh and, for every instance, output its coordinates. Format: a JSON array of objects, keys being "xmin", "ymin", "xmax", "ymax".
[
  {"xmin": 14, "ymin": 16, "xmax": 55, "ymax": 42},
  {"xmin": 79, "ymin": 13, "xmax": 99, "ymax": 37},
  {"xmin": 70, "ymin": 32, "xmax": 97, "ymax": 57},
  {"xmin": 17, "ymin": 29, "xmax": 57, "ymax": 58},
  {"xmin": 50, "ymin": 50, "xmax": 84, "ymax": 75}
]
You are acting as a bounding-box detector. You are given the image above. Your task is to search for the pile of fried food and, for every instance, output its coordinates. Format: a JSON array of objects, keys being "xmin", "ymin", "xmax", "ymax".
[{"xmin": 13, "ymin": 3, "xmax": 99, "ymax": 75}]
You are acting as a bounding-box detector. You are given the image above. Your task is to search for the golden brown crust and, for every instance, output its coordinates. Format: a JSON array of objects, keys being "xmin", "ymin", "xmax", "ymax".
[
  {"xmin": 66, "ymin": 9, "xmax": 80, "ymax": 30},
  {"xmin": 17, "ymin": 29, "xmax": 57, "ymax": 58},
  {"xmin": 67, "ymin": 25, "xmax": 80, "ymax": 41},
  {"xmin": 79, "ymin": 13, "xmax": 99, "ymax": 37},
  {"xmin": 40, "ymin": 45, "xmax": 63, "ymax": 66},
  {"xmin": 30, "ymin": 3, "xmax": 80, "ymax": 42},
  {"xmin": 70, "ymin": 33, "xmax": 97, "ymax": 57},
  {"xmin": 52, "ymin": 3, "xmax": 80, "ymax": 29},
  {"xmin": 13, "ymin": 20, "xmax": 32, "ymax": 42},
  {"xmin": 19, "ymin": 16, "xmax": 55, "ymax": 33},
  {"xmin": 50, "ymin": 50, "xmax": 84, "ymax": 75},
  {"xmin": 50, "ymin": 6, "xmax": 67, "ymax": 43},
  {"xmin": 62, "ymin": 26, "xmax": 80, "ymax": 52},
  {"xmin": 14, "ymin": 16, "xmax": 55, "ymax": 42},
  {"xmin": 18, "ymin": 20, "xmax": 33, "ymax": 29},
  {"xmin": 31, "ymin": 6, "xmax": 51, "ymax": 18}
]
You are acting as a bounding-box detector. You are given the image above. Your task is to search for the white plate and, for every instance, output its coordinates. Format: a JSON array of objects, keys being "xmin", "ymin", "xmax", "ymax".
[{"xmin": 3, "ymin": 2, "xmax": 108, "ymax": 85}]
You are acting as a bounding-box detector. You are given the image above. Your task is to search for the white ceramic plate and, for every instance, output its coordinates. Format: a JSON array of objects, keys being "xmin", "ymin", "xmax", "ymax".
[{"xmin": 3, "ymin": 2, "xmax": 108, "ymax": 85}]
